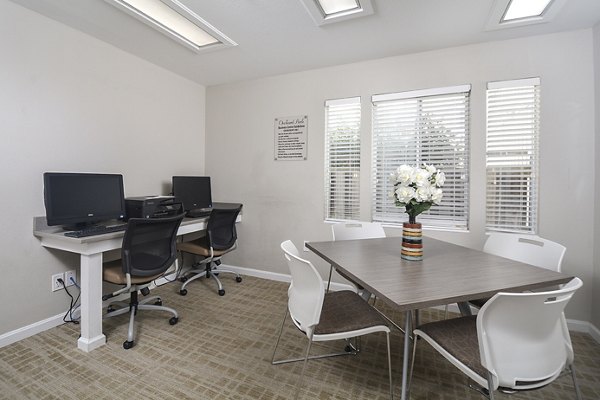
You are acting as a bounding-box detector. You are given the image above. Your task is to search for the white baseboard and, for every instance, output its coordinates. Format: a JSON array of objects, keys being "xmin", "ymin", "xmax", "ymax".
[
  {"xmin": 0, "ymin": 313, "xmax": 65, "ymax": 348},
  {"xmin": 567, "ymin": 318, "xmax": 600, "ymax": 343},
  {"xmin": 218, "ymin": 263, "xmax": 355, "ymax": 291},
  {"xmin": 1, "ymin": 263, "xmax": 599, "ymax": 348}
]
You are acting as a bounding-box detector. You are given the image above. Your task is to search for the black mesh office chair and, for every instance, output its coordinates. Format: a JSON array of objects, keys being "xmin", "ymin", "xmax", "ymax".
[
  {"xmin": 177, "ymin": 205, "xmax": 242, "ymax": 296},
  {"xmin": 102, "ymin": 213, "xmax": 184, "ymax": 349}
]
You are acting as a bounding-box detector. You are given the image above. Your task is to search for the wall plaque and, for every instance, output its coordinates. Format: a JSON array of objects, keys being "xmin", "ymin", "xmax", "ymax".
[{"xmin": 274, "ymin": 115, "xmax": 307, "ymax": 161}]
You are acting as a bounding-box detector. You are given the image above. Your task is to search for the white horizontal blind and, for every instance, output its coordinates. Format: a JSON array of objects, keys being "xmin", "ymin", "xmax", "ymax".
[
  {"xmin": 371, "ymin": 86, "xmax": 470, "ymax": 229},
  {"xmin": 486, "ymin": 78, "xmax": 540, "ymax": 233},
  {"xmin": 324, "ymin": 97, "xmax": 361, "ymax": 221}
]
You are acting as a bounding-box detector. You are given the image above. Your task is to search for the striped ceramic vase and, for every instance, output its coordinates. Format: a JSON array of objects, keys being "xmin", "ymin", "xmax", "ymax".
[{"xmin": 401, "ymin": 222, "xmax": 423, "ymax": 261}]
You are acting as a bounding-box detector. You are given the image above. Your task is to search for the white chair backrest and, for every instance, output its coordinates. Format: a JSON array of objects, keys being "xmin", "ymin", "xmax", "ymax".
[
  {"xmin": 483, "ymin": 232, "xmax": 566, "ymax": 272},
  {"xmin": 477, "ymin": 277, "xmax": 582, "ymax": 390},
  {"xmin": 331, "ymin": 221, "xmax": 386, "ymax": 241},
  {"xmin": 280, "ymin": 240, "xmax": 325, "ymax": 338}
]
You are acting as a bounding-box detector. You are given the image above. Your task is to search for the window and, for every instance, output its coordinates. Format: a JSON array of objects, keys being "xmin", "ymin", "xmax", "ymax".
[
  {"xmin": 324, "ymin": 97, "xmax": 361, "ymax": 221},
  {"xmin": 486, "ymin": 78, "xmax": 540, "ymax": 233},
  {"xmin": 371, "ymin": 85, "xmax": 471, "ymax": 230}
]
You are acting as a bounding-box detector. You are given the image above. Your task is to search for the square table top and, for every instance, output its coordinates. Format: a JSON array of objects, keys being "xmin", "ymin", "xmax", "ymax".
[{"xmin": 307, "ymin": 236, "xmax": 573, "ymax": 312}]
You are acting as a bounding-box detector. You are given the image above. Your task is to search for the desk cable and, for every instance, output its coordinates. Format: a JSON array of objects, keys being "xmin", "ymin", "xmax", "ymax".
[{"xmin": 58, "ymin": 277, "xmax": 81, "ymax": 325}]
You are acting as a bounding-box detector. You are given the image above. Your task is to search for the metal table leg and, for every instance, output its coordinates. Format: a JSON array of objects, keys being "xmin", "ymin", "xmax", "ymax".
[{"xmin": 400, "ymin": 310, "xmax": 413, "ymax": 400}]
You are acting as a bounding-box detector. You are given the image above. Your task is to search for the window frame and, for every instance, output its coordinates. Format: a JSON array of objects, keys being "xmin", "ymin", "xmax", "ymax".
[
  {"xmin": 324, "ymin": 96, "xmax": 362, "ymax": 222},
  {"xmin": 371, "ymin": 85, "xmax": 471, "ymax": 230},
  {"xmin": 486, "ymin": 77, "xmax": 540, "ymax": 234}
]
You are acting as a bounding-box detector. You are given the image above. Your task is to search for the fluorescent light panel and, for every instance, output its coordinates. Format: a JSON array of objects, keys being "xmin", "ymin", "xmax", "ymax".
[
  {"xmin": 300, "ymin": 0, "xmax": 373, "ymax": 25},
  {"xmin": 122, "ymin": 0, "xmax": 218, "ymax": 47},
  {"xmin": 502, "ymin": 0, "xmax": 553, "ymax": 21},
  {"xmin": 106, "ymin": 0, "xmax": 237, "ymax": 52},
  {"xmin": 318, "ymin": 0, "xmax": 360, "ymax": 16}
]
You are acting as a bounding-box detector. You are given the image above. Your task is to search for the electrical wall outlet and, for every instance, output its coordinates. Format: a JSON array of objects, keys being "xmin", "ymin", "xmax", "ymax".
[
  {"xmin": 51, "ymin": 273, "xmax": 64, "ymax": 292},
  {"xmin": 64, "ymin": 270, "xmax": 76, "ymax": 287}
]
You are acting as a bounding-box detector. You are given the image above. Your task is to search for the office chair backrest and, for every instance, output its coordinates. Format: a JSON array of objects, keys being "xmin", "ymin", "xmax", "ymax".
[
  {"xmin": 121, "ymin": 213, "xmax": 185, "ymax": 277},
  {"xmin": 281, "ymin": 240, "xmax": 325, "ymax": 338},
  {"xmin": 477, "ymin": 277, "xmax": 582, "ymax": 390},
  {"xmin": 207, "ymin": 206, "xmax": 243, "ymax": 251},
  {"xmin": 331, "ymin": 221, "xmax": 385, "ymax": 241}
]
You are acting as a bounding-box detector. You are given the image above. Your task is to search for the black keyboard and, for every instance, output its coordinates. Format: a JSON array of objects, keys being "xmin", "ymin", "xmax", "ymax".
[
  {"xmin": 64, "ymin": 224, "xmax": 127, "ymax": 238},
  {"xmin": 186, "ymin": 208, "xmax": 212, "ymax": 218}
]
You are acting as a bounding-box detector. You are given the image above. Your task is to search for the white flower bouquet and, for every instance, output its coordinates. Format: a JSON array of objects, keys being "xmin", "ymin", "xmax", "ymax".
[{"xmin": 390, "ymin": 164, "xmax": 445, "ymax": 224}]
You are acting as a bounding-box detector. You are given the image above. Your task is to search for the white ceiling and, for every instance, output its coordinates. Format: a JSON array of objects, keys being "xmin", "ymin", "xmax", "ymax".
[{"xmin": 9, "ymin": 0, "xmax": 600, "ymax": 86}]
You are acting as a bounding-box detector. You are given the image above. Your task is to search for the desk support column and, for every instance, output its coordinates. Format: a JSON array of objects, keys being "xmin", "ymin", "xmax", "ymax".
[{"xmin": 78, "ymin": 252, "xmax": 106, "ymax": 352}]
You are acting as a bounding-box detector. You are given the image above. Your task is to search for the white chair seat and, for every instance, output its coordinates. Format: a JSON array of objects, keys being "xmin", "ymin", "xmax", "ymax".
[
  {"xmin": 414, "ymin": 315, "xmax": 489, "ymax": 388},
  {"xmin": 297, "ymin": 290, "xmax": 390, "ymax": 341}
]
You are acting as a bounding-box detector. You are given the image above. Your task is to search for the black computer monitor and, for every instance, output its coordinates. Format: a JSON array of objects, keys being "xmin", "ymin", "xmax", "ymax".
[
  {"xmin": 172, "ymin": 176, "xmax": 212, "ymax": 211},
  {"xmin": 43, "ymin": 172, "xmax": 126, "ymax": 230}
]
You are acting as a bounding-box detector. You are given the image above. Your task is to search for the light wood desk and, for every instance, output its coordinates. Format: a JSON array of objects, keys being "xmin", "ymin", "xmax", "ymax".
[
  {"xmin": 306, "ymin": 236, "xmax": 573, "ymax": 400},
  {"xmin": 33, "ymin": 205, "xmax": 241, "ymax": 352}
]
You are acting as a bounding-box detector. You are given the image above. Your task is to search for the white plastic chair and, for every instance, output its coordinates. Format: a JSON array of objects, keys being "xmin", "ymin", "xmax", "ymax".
[
  {"xmin": 411, "ymin": 277, "xmax": 583, "ymax": 399},
  {"xmin": 272, "ymin": 240, "xmax": 393, "ymax": 400},
  {"xmin": 331, "ymin": 221, "xmax": 386, "ymax": 241},
  {"xmin": 483, "ymin": 232, "xmax": 566, "ymax": 271},
  {"xmin": 329, "ymin": 221, "xmax": 386, "ymax": 294},
  {"xmin": 466, "ymin": 233, "xmax": 567, "ymax": 310}
]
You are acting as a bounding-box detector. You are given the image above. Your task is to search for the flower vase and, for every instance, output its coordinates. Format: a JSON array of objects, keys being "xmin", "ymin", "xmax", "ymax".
[{"xmin": 401, "ymin": 222, "xmax": 423, "ymax": 261}]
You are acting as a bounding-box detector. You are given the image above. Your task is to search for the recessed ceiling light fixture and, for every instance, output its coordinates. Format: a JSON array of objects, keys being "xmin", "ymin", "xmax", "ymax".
[
  {"xmin": 300, "ymin": 0, "xmax": 374, "ymax": 26},
  {"xmin": 502, "ymin": 0, "xmax": 553, "ymax": 22},
  {"xmin": 485, "ymin": 0, "xmax": 566, "ymax": 30},
  {"xmin": 105, "ymin": 0, "xmax": 236, "ymax": 53}
]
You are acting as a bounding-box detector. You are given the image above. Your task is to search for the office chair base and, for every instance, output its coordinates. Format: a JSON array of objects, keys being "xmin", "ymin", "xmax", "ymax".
[
  {"xmin": 105, "ymin": 291, "xmax": 178, "ymax": 349},
  {"xmin": 180, "ymin": 262, "xmax": 242, "ymax": 296}
]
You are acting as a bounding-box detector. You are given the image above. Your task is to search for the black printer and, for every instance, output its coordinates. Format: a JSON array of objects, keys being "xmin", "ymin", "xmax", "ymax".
[{"xmin": 125, "ymin": 196, "xmax": 183, "ymax": 220}]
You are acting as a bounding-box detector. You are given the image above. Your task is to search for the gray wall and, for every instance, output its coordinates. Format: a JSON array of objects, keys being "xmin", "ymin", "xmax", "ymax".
[
  {"xmin": 206, "ymin": 29, "xmax": 596, "ymax": 322},
  {"xmin": 593, "ymin": 22, "xmax": 600, "ymax": 330},
  {"xmin": 0, "ymin": 2, "xmax": 206, "ymax": 335}
]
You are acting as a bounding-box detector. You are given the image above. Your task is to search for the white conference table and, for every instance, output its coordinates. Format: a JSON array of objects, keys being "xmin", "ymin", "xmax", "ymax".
[
  {"xmin": 33, "ymin": 206, "xmax": 241, "ymax": 352},
  {"xmin": 306, "ymin": 236, "xmax": 573, "ymax": 400}
]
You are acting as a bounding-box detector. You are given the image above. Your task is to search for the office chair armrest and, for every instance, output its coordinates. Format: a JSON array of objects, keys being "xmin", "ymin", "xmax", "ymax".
[{"xmin": 102, "ymin": 274, "xmax": 132, "ymax": 301}]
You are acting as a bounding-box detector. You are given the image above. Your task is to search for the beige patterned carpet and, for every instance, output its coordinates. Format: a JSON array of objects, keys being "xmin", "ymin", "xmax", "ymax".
[{"xmin": 1, "ymin": 276, "xmax": 598, "ymax": 399}]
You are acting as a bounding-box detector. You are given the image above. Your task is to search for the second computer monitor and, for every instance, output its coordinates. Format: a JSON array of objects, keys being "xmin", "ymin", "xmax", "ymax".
[{"xmin": 172, "ymin": 176, "xmax": 212, "ymax": 212}]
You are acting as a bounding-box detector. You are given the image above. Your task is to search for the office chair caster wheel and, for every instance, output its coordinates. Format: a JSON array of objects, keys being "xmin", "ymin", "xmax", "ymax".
[
  {"xmin": 236, "ymin": 276, "xmax": 242, "ymax": 283},
  {"xmin": 169, "ymin": 317, "xmax": 178, "ymax": 325},
  {"xmin": 344, "ymin": 345, "xmax": 354, "ymax": 352},
  {"xmin": 180, "ymin": 277, "xmax": 188, "ymax": 283},
  {"xmin": 123, "ymin": 340, "xmax": 134, "ymax": 349},
  {"xmin": 179, "ymin": 289, "xmax": 188, "ymax": 296},
  {"xmin": 140, "ymin": 287, "xmax": 150, "ymax": 296},
  {"xmin": 218, "ymin": 289, "xmax": 225, "ymax": 296},
  {"xmin": 154, "ymin": 299, "xmax": 162, "ymax": 306}
]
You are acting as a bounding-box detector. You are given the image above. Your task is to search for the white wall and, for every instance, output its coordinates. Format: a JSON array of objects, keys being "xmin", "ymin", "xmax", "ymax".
[
  {"xmin": 206, "ymin": 29, "xmax": 596, "ymax": 322},
  {"xmin": 0, "ymin": 1, "xmax": 206, "ymax": 335},
  {"xmin": 593, "ymin": 22, "xmax": 600, "ymax": 329}
]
